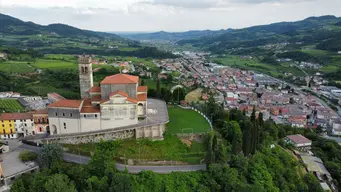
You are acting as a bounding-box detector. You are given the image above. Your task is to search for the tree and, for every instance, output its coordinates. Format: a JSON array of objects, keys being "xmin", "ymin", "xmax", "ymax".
[
  {"xmin": 38, "ymin": 144, "xmax": 63, "ymax": 168},
  {"xmin": 87, "ymin": 176, "xmax": 109, "ymax": 192},
  {"xmin": 242, "ymin": 119, "xmax": 253, "ymax": 156},
  {"xmin": 19, "ymin": 150, "xmax": 38, "ymax": 162},
  {"xmin": 205, "ymin": 132, "xmax": 214, "ymax": 169},
  {"xmin": 232, "ymin": 125, "xmax": 243, "ymax": 155},
  {"xmin": 9, "ymin": 178, "xmax": 26, "ymax": 192},
  {"xmin": 304, "ymin": 173, "xmax": 324, "ymax": 192},
  {"xmin": 140, "ymin": 79, "xmax": 145, "ymax": 86},
  {"xmin": 250, "ymin": 106, "xmax": 256, "ymax": 122},
  {"xmin": 156, "ymin": 78, "xmax": 161, "ymax": 98},
  {"xmin": 109, "ymin": 173, "xmax": 133, "ymax": 192},
  {"xmin": 258, "ymin": 112, "xmax": 264, "ymax": 127},
  {"xmin": 44, "ymin": 174, "xmax": 77, "ymax": 192}
]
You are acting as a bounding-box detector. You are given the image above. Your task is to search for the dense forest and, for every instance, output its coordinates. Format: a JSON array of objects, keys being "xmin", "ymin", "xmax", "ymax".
[{"xmin": 11, "ymin": 97, "xmax": 329, "ymax": 192}]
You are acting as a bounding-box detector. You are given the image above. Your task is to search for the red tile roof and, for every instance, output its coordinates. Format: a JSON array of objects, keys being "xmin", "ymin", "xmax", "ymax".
[
  {"xmin": 100, "ymin": 74, "xmax": 139, "ymax": 84},
  {"xmin": 137, "ymin": 93, "xmax": 147, "ymax": 101},
  {"xmin": 48, "ymin": 100, "xmax": 82, "ymax": 108},
  {"xmin": 48, "ymin": 92, "xmax": 66, "ymax": 101},
  {"xmin": 109, "ymin": 91, "xmax": 129, "ymax": 98},
  {"xmin": 33, "ymin": 108, "xmax": 48, "ymax": 115},
  {"xmin": 91, "ymin": 95, "xmax": 102, "ymax": 102},
  {"xmin": 127, "ymin": 97, "xmax": 138, "ymax": 103},
  {"xmin": 286, "ymin": 134, "xmax": 311, "ymax": 145},
  {"xmin": 0, "ymin": 113, "xmax": 33, "ymax": 120},
  {"xmin": 137, "ymin": 86, "xmax": 148, "ymax": 92},
  {"xmin": 89, "ymin": 86, "xmax": 101, "ymax": 93},
  {"xmin": 80, "ymin": 99, "xmax": 100, "ymax": 113}
]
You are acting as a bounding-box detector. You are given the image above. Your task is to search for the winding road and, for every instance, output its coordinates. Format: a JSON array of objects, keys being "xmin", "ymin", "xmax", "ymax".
[{"xmin": 18, "ymin": 144, "xmax": 206, "ymax": 173}]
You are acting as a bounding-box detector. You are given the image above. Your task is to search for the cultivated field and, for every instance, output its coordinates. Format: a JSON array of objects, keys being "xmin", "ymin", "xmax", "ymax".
[{"xmin": 0, "ymin": 99, "xmax": 25, "ymax": 112}]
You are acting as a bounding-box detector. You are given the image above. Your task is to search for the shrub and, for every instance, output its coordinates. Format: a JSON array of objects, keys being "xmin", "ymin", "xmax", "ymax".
[{"xmin": 19, "ymin": 150, "xmax": 38, "ymax": 162}]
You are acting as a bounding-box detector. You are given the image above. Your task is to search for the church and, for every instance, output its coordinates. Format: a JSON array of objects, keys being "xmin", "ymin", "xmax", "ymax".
[{"xmin": 47, "ymin": 56, "xmax": 147, "ymax": 135}]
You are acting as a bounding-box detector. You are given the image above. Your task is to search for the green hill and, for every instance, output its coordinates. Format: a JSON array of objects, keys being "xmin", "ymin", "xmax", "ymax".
[
  {"xmin": 0, "ymin": 13, "xmax": 124, "ymax": 41},
  {"xmin": 177, "ymin": 15, "xmax": 341, "ymax": 54}
]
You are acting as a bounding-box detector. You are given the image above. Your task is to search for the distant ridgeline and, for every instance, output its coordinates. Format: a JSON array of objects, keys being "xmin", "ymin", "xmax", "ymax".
[
  {"xmin": 0, "ymin": 14, "xmax": 176, "ymax": 58},
  {"xmin": 175, "ymin": 15, "xmax": 341, "ymax": 54}
]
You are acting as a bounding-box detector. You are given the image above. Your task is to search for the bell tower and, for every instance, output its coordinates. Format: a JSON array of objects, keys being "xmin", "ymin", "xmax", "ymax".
[{"xmin": 78, "ymin": 55, "xmax": 93, "ymax": 98}]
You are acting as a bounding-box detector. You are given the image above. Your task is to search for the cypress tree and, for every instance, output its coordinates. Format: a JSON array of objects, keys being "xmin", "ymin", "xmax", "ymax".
[
  {"xmin": 250, "ymin": 106, "xmax": 256, "ymax": 122},
  {"xmin": 242, "ymin": 120, "xmax": 252, "ymax": 156},
  {"xmin": 141, "ymin": 79, "xmax": 145, "ymax": 86},
  {"xmin": 156, "ymin": 78, "xmax": 161, "ymax": 98}
]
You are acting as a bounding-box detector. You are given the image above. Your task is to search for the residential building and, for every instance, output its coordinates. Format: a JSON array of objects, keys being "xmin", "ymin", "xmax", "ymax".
[
  {"xmin": 0, "ymin": 113, "xmax": 34, "ymax": 139},
  {"xmin": 285, "ymin": 134, "xmax": 312, "ymax": 150},
  {"xmin": 33, "ymin": 109, "xmax": 49, "ymax": 135},
  {"xmin": 0, "ymin": 151, "xmax": 39, "ymax": 191}
]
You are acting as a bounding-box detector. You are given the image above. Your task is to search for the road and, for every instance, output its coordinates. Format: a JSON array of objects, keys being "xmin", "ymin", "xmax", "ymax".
[{"xmin": 18, "ymin": 144, "xmax": 206, "ymax": 173}]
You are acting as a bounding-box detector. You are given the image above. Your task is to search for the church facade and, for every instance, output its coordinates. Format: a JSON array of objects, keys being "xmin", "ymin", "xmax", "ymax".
[{"xmin": 47, "ymin": 56, "xmax": 147, "ymax": 135}]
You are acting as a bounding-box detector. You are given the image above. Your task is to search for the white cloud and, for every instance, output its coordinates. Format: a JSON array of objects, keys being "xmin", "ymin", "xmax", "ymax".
[{"xmin": 0, "ymin": 0, "xmax": 340, "ymax": 32}]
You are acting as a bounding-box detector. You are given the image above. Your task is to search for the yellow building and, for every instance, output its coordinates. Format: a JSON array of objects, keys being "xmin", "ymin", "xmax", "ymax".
[
  {"xmin": 0, "ymin": 117, "xmax": 15, "ymax": 139},
  {"xmin": 0, "ymin": 113, "xmax": 33, "ymax": 139}
]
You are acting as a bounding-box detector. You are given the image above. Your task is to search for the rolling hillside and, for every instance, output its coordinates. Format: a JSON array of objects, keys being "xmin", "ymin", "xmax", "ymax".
[
  {"xmin": 119, "ymin": 29, "xmax": 232, "ymax": 41},
  {"xmin": 176, "ymin": 15, "xmax": 341, "ymax": 54},
  {"xmin": 0, "ymin": 13, "xmax": 124, "ymax": 40}
]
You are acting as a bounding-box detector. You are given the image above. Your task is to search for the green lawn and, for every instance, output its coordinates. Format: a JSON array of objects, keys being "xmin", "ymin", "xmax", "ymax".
[
  {"xmin": 0, "ymin": 99, "xmax": 25, "ymax": 112},
  {"xmin": 0, "ymin": 61, "xmax": 35, "ymax": 73},
  {"xmin": 63, "ymin": 134, "xmax": 206, "ymax": 164},
  {"xmin": 167, "ymin": 106, "xmax": 211, "ymax": 134}
]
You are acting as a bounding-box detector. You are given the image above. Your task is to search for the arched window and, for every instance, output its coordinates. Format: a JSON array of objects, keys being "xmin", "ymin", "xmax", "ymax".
[
  {"xmin": 81, "ymin": 67, "xmax": 85, "ymax": 73},
  {"xmin": 85, "ymin": 67, "xmax": 88, "ymax": 73}
]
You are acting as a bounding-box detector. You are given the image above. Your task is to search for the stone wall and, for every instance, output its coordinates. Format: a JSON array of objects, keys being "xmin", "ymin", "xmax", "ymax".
[
  {"xmin": 40, "ymin": 129, "xmax": 135, "ymax": 144},
  {"xmin": 32, "ymin": 122, "xmax": 166, "ymax": 144}
]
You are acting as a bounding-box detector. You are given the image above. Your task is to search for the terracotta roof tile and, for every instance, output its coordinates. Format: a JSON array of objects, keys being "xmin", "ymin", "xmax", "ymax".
[
  {"xmin": 0, "ymin": 113, "xmax": 33, "ymax": 120},
  {"xmin": 126, "ymin": 97, "xmax": 138, "ymax": 103},
  {"xmin": 80, "ymin": 99, "xmax": 100, "ymax": 113},
  {"xmin": 100, "ymin": 74, "xmax": 139, "ymax": 84},
  {"xmin": 47, "ymin": 92, "xmax": 66, "ymax": 101},
  {"xmin": 33, "ymin": 108, "xmax": 48, "ymax": 114},
  {"xmin": 137, "ymin": 86, "xmax": 148, "ymax": 92},
  {"xmin": 286, "ymin": 134, "xmax": 311, "ymax": 145},
  {"xmin": 137, "ymin": 93, "xmax": 147, "ymax": 101},
  {"xmin": 91, "ymin": 95, "xmax": 102, "ymax": 102},
  {"xmin": 89, "ymin": 86, "xmax": 101, "ymax": 93},
  {"xmin": 48, "ymin": 100, "xmax": 82, "ymax": 108},
  {"xmin": 109, "ymin": 91, "xmax": 128, "ymax": 98}
]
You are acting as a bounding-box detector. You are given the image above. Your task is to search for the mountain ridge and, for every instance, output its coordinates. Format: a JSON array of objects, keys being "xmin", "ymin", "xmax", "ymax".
[{"xmin": 0, "ymin": 13, "xmax": 125, "ymax": 41}]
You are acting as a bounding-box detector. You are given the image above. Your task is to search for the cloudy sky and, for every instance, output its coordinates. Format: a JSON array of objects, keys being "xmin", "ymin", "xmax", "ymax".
[{"xmin": 1, "ymin": 0, "xmax": 340, "ymax": 32}]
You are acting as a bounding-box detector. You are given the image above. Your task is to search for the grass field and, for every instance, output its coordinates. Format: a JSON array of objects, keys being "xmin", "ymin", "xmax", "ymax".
[
  {"xmin": 167, "ymin": 106, "xmax": 210, "ymax": 134},
  {"xmin": 0, "ymin": 99, "xmax": 25, "ymax": 112},
  {"xmin": 63, "ymin": 134, "xmax": 206, "ymax": 164}
]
